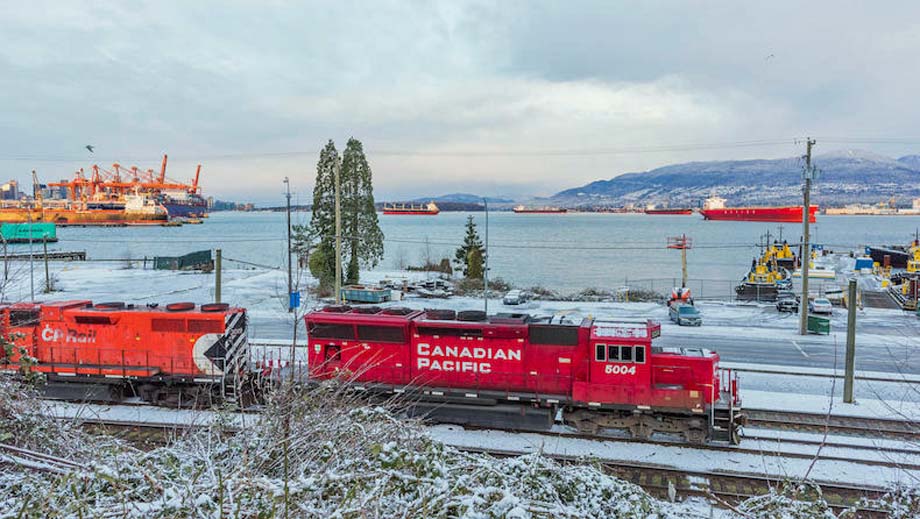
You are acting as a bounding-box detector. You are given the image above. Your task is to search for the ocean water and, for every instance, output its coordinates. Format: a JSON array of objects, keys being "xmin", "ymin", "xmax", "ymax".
[{"xmin": 8, "ymin": 211, "xmax": 920, "ymax": 291}]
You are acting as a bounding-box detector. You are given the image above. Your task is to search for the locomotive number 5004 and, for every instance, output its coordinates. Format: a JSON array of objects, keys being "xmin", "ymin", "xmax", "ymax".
[{"xmin": 605, "ymin": 364, "xmax": 637, "ymax": 375}]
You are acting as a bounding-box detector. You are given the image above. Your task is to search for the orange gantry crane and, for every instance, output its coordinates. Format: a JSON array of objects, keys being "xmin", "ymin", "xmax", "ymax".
[{"xmin": 47, "ymin": 155, "xmax": 203, "ymax": 202}]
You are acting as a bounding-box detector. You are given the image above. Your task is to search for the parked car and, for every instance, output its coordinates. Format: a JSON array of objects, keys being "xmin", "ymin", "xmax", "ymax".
[
  {"xmin": 503, "ymin": 289, "xmax": 525, "ymax": 305},
  {"xmin": 669, "ymin": 303, "xmax": 702, "ymax": 326},
  {"xmin": 810, "ymin": 298, "xmax": 833, "ymax": 315},
  {"xmin": 776, "ymin": 298, "xmax": 799, "ymax": 313},
  {"xmin": 776, "ymin": 289, "xmax": 797, "ymax": 301}
]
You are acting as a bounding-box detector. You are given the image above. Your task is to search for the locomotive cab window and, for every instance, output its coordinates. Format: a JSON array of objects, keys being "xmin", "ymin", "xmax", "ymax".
[
  {"xmin": 594, "ymin": 343, "xmax": 606, "ymax": 361},
  {"xmin": 607, "ymin": 345, "xmax": 619, "ymax": 361},
  {"xmin": 634, "ymin": 346, "xmax": 646, "ymax": 364},
  {"xmin": 620, "ymin": 346, "xmax": 633, "ymax": 363}
]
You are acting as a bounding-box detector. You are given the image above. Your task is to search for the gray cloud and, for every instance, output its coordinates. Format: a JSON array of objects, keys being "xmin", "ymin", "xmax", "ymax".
[{"xmin": 1, "ymin": 1, "xmax": 918, "ymax": 204}]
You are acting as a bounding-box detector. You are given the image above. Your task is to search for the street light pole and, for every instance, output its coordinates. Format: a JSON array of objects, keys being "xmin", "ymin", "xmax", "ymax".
[
  {"xmin": 334, "ymin": 159, "xmax": 342, "ymax": 304},
  {"xmin": 799, "ymin": 138, "xmax": 815, "ymax": 335},
  {"xmin": 483, "ymin": 199, "xmax": 489, "ymax": 314},
  {"xmin": 284, "ymin": 177, "xmax": 293, "ymax": 312}
]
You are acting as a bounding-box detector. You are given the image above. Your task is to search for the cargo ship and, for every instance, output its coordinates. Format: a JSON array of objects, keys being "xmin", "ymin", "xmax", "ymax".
[
  {"xmin": 512, "ymin": 205, "xmax": 568, "ymax": 214},
  {"xmin": 644, "ymin": 208, "xmax": 693, "ymax": 215},
  {"xmin": 0, "ymin": 195, "xmax": 168, "ymax": 226},
  {"xmin": 382, "ymin": 201, "xmax": 440, "ymax": 215},
  {"xmin": 156, "ymin": 190, "xmax": 209, "ymax": 218},
  {"xmin": 700, "ymin": 196, "xmax": 817, "ymax": 223}
]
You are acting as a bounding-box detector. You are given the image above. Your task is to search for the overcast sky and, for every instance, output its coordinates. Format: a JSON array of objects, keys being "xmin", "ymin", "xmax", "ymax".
[{"xmin": 1, "ymin": 1, "xmax": 919, "ymax": 204}]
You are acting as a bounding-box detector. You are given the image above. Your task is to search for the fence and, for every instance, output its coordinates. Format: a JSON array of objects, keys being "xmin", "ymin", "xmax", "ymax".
[
  {"xmin": 616, "ymin": 277, "xmax": 842, "ymax": 302},
  {"xmin": 154, "ymin": 250, "xmax": 214, "ymax": 271}
]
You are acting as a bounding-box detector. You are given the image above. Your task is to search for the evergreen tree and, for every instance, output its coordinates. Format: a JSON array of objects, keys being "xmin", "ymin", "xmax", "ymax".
[
  {"xmin": 340, "ymin": 138, "xmax": 385, "ymax": 284},
  {"xmin": 304, "ymin": 140, "xmax": 340, "ymax": 287},
  {"xmin": 466, "ymin": 247, "xmax": 484, "ymax": 280},
  {"xmin": 454, "ymin": 216, "xmax": 485, "ymax": 278}
]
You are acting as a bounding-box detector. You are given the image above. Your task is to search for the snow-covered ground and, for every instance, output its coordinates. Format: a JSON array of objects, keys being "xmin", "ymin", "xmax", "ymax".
[{"xmin": 46, "ymin": 400, "xmax": 920, "ymax": 489}]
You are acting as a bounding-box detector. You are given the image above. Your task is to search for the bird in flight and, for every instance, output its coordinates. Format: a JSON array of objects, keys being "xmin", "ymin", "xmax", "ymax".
[
  {"xmin": 765, "ymin": 54, "xmax": 775, "ymax": 61},
  {"xmin": 85, "ymin": 145, "xmax": 95, "ymax": 153}
]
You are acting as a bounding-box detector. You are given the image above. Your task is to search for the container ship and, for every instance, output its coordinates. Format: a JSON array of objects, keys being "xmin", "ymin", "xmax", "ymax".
[
  {"xmin": 700, "ymin": 196, "xmax": 817, "ymax": 223},
  {"xmin": 382, "ymin": 201, "xmax": 440, "ymax": 215},
  {"xmin": 512, "ymin": 205, "xmax": 568, "ymax": 214}
]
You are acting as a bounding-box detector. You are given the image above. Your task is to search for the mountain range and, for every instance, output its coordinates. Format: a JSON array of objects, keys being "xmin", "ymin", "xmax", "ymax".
[
  {"xmin": 410, "ymin": 192, "xmax": 514, "ymax": 204},
  {"xmin": 550, "ymin": 150, "xmax": 920, "ymax": 207}
]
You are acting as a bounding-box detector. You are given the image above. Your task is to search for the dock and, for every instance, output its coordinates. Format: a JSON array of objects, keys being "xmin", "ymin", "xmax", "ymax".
[{"xmin": 1, "ymin": 250, "xmax": 86, "ymax": 261}]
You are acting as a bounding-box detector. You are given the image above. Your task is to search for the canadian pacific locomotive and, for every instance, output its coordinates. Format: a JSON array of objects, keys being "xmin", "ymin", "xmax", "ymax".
[
  {"xmin": 306, "ymin": 306, "xmax": 744, "ymax": 444},
  {"xmin": 0, "ymin": 300, "xmax": 248, "ymax": 406}
]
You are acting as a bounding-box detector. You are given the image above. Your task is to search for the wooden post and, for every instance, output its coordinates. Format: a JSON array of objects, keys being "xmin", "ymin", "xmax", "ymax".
[
  {"xmin": 215, "ymin": 248, "xmax": 222, "ymax": 304},
  {"xmin": 844, "ymin": 279, "xmax": 858, "ymax": 403}
]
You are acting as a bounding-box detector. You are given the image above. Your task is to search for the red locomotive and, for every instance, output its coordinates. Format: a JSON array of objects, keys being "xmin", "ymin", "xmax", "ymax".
[
  {"xmin": 0, "ymin": 300, "xmax": 248, "ymax": 405},
  {"xmin": 306, "ymin": 307, "xmax": 743, "ymax": 444}
]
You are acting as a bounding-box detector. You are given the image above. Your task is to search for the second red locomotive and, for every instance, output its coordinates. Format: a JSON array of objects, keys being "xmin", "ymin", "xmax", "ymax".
[
  {"xmin": 306, "ymin": 307, "xmax": 743, "ymax": 444},
  {"xmin": 0, "ymin": 300, "xmax": 248, "ymax": 406}
]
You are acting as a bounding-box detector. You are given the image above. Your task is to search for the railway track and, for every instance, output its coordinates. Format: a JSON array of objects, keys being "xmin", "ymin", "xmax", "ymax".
[
  {"xmin": 459, "ymin": 445, "xmax": 892, "ymax": 517},
  {"xmin": 67, "ymin": 413, "xmax": 904, "ymax": 517},
  {"xmin": 746, "ymin": 408, "xmax": 920, "ymax": 440}
]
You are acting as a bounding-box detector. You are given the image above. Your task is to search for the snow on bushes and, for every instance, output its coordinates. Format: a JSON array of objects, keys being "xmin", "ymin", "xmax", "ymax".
[{"xmin": 0, "ymin": 376, "xmax": 916, "ymax": 518}]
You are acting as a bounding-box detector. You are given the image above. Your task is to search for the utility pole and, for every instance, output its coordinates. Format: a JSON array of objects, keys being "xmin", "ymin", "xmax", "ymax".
[
  {"xmin": 215, "ymin": 248, "xmax": 222, "ymax": 304},
  {"xmin": 483, "ymin": 199, "xmax": 489, "ymax": 314},
  {"xmin": 799, "ymin": 138, "xmax": 815, "ymax": 335},
  {"xmin": 334, "ymin": 159, "xmax": 342, "ymax": 304},
  {"xmin": 27, "ymin": 203, "xmax": 34, "ymax": 301},
  {"xmin": 844, "ymin": 278, "xmax": 857, "ymax": 403},
  {"xmin": 42, "ymin": 235, "xmax": 50, "ymax": 293},
  {"xmin": 667, "ymin": 234, "xmax": 692, "ymax": 288},
  {"xmin": 284, "ymin": 177, "xmax": 293, "ymax": 312}
]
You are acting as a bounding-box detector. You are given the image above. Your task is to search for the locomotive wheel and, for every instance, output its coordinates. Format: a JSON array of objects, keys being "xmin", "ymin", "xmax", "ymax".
[
  {"xmin": 685, "ymin": 428, "xmax": 707, "ymax": 445},
  {"xmin": 166, "ymin": 302, "xmax": 196, "ymax": 312}
]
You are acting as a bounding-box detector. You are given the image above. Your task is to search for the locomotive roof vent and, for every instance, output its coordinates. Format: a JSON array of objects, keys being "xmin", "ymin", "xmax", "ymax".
[
  {"xmin": 457, "ymin": 310, "xmax": 487, "ymax": 322},
  {"xmin": 425, "ymin": 309, "xmax": 456, "ymax": 320},
  {"xmin": 381, "ymin": 307, "xmax": 413, "ymax": 315},
  {"xmin": 532, "ymin": 313, "xmax": 584, "ymax": 326},
  {"xmin": 352, "ymin": 306, "xmax": 383, "ymax": 314}
]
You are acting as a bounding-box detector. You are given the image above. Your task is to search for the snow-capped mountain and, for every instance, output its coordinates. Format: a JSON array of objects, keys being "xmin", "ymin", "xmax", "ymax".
[{"xmin": 551, "ymin": 149, "xmax": 920, "ymax": 207}]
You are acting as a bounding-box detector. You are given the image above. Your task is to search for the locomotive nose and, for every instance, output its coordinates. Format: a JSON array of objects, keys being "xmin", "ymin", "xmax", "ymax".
[{"xmin": 192, "ymin": 310, "xmax": 248, "ymax": 376}]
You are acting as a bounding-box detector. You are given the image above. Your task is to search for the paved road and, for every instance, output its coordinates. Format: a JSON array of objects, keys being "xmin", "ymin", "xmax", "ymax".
[
  {"xmin": 658, "ymin": 333, "xmax": 919, "ymax": 375},
  {"xmin": 248, "ymin": 305, "xmax": 920, "ymax": 376}
]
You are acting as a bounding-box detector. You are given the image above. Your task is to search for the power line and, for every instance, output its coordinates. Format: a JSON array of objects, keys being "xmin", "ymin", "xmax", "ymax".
[{"xmin": 0, "ymin": 138, "xmax": 805, "ymax": 163}]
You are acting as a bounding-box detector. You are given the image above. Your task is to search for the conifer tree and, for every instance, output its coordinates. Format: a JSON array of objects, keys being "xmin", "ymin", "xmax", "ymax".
[
  {"xmin": 305, "ymin": 140, "xmax": 340, "ymax": 287},
  {"xmin": 454, "ymin": 216, "xmax": 485, "ymax": 278},
  {"xmin": 340, "ymin": 138, "xmax": 385, "ymax": 284}
]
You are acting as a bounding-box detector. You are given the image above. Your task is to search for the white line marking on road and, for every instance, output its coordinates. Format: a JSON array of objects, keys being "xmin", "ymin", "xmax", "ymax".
[{"xmin": 791, "ymin": 340, "xmax": 810, "ymax": 358}]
